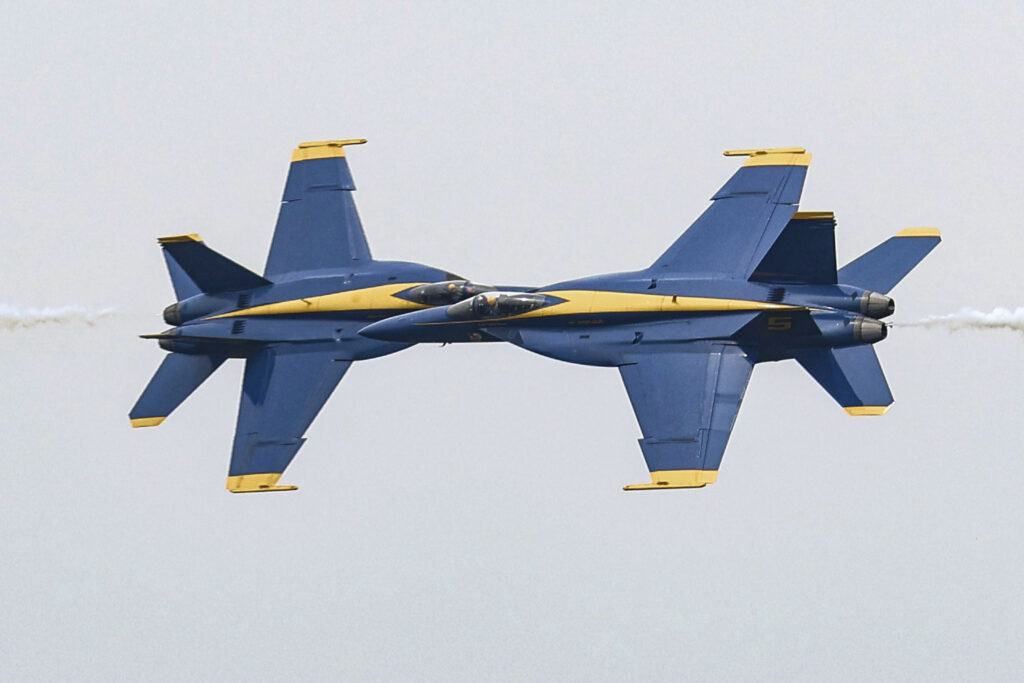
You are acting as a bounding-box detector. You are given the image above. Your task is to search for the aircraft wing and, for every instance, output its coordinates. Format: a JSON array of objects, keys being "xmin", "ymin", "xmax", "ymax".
[
  {"xmin": 226, "ymin": 345, "xmax": 352, "ymax": 492},
  {"xmin": 651, "ymin": 148, "xmax": 810, "ymax": 278},
  {"xmin": 619, "ymin": 343, "xmax": 754, "ymax": 489},
  {"xmin": 264, "ymin": 140, "xmax": 373, "ymax": 280}
]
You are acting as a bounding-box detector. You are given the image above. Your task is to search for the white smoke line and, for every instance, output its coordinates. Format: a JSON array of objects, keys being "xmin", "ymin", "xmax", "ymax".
[
  {"xmin": 895, "ymin": 307, "xmax": 1024, "ymax": 334},
  {"xmin": 0, "ymin": 303, "xmax": 118, "ymax": 331}
]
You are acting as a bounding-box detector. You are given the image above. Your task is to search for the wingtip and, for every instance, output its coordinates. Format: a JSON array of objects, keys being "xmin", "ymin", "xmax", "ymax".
[
  {"xmin": 723, "ymin": 147, "xmax": 807, "ymax": 156},
  {"xmin": 292, "ymin": 139, "xmax": 367, "ymax": 162},
  {"xmin": 225, "ymin": 473, "xmax": 298, "ymax": 493},
  {"xmin": 723, "ymin": 147, "xmax": 811, "ymax": 167},
  {"xmin": 623, "ymin": 469, "xmax": 718, "ymax": 490}
]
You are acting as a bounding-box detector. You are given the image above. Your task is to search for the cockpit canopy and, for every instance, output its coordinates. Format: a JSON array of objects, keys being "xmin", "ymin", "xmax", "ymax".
[
  {"xmin": 403, "ymin": 280, "xmax": 496, "ymax": 306},
  {"xmin": 447, "ymin": 292, "xmax": 550, "ymax": 319}
]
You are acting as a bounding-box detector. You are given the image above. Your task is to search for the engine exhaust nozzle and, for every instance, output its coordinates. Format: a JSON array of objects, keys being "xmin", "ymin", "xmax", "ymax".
[
  {"xmin": 860, "ymin": 291, "xmax": 895, "ymax": 319},
  {"xmin": 853, "ymin": 316, "xmax": 887, "ymax": 344}
]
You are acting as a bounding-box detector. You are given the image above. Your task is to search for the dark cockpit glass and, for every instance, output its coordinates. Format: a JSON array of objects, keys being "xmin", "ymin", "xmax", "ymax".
[
  {"xmin": 404, "ymin": 280, "xmax": 497, "ymax": 306},
  {"xmin": 447, "ymin": 292, "xmax": 549, "ymax": 319}
]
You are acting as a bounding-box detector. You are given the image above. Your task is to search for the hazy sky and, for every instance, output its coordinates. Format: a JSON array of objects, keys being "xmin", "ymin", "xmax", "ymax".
[{"xmin": 2, "ymin": 2, "xmax": 1022, "ymax": 681}]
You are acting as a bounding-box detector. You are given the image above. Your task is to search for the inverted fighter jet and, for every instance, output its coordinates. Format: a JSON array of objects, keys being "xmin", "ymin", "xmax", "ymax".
[
  {"xmin": 130, "ymin": 140, "xmax": 492, "ymax": 492},
  {"xmin": 361, "ymin": 148, "xmax": 941, "ymax": 490}
]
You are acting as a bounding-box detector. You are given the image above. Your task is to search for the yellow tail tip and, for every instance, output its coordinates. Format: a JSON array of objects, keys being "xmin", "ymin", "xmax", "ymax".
[
  {"xmin": 844, "ymin": 406, "xmax": 891, "ymax": 416},
  {"xmin": 157, "ymin": 233, "xmax": 203, "ymax": 244},
  {"xmin": 130, "ymin": 416, "xmax": 165, "ymax": 428},
  {"xmin": 894, "ymin": 227, "xmax": 941, "ymax": 238}
]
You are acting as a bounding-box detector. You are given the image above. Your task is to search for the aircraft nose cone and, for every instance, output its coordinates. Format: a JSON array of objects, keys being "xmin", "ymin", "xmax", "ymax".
[{"xmin": 359, "ymin": 317, "xmax": 409, "ymax": 341}]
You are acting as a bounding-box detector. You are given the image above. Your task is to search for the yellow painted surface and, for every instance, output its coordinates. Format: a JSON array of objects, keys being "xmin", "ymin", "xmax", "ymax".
[
  {"xmin": 158, "ymin": 234, "xmax": 203, "ymax": 244},
  {"xmin": 894, "ymin": 227, "xmax": 941, "ymax": 238},
  {"xmin": 844, "ymin": 406, "xmax": 891, "ymax": 416},
  {"xmin": 624, "ymin": 469, "xmax": 718, "ymax": 490},
  {"xmin": 512, "ymin": 290, "xmax": 801, "ymax": 320},
  {"xmin": 130, "ymin": 417, "xmax": 165, "ymax": 428},
  {"xmin": 209, "ymin": 283, "xmax": 430, "ymax": 319},
  {"xmin": 226, "ymin": 473, "xmax": 298, "ymax": 493},
  {"xmin": 792, "ymin": 211, "xmax": 835, "ymax": 220},
  {"xmin": 723, "ymin": 147, "xmax": 811, "ymax": 167},
  {"xmin": 291, "ymin": 139, "xmax": 367, "ymax": 162},
  {"xmin": 724, "ymin": 147, "xmax": 806, "ymax": 156}
]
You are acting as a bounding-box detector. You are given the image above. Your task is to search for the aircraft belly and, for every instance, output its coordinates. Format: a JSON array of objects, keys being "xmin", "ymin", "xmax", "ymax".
[{"xmin": 496, "ymin": 312, "xmax": 762, "ymax": 367}]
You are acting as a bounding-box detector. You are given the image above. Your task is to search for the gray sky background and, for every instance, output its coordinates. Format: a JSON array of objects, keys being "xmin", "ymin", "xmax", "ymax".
[{"xmin": 2, "ymin": 2, "xmax": 1022, "ymax": 681}]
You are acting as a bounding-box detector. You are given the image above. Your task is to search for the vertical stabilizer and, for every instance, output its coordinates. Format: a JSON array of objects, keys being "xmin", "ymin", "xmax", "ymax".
[{"xmin": 158, "ymin": 234, "xmax": 271, "ymax": 295}]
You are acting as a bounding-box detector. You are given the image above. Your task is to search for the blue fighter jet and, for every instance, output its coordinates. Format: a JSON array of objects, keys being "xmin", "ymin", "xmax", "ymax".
[
  {"xmin": 361, "ymin": 148, "xmax": 941, "ymax": 490},
  {"xmin": 131, "ymin": 140, "xmax": 493, "ymax": 492}
]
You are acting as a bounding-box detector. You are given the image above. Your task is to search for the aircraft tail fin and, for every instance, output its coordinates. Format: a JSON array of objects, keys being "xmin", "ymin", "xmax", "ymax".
[
  {"xmin": 158, "ymin": 234, "xmax": 271, "ymax": 297},
  {"xmin": 794, "ymin": 344, "xmax": 893, "ymax": 415},
  {"xmin": 129, "ymin": 352, "xmax": 226, "ymax": 427},
  {"xmin": 837, "ymin": 228, "xmax": 941, "ymax": 294},
  {"xmin": 749, "ymin": 212, "xmax": 838, "ymax": 284}
]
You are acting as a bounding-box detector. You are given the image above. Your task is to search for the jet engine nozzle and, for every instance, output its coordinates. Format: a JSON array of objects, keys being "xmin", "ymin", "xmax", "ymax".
[
  {"xmin": 163, "ymin": 303, "xmax": 182, "ymax": 326},
  {"xmin": 859, "ymin": 291, "xmax": 895, "ymax": 319},
  {"xmin": 853, "ymin": 316, "xmax": 887, "ymax": 344},
  {"xmin": 404, "ymin": 280, "xmax": 496, "ymax": 306}
]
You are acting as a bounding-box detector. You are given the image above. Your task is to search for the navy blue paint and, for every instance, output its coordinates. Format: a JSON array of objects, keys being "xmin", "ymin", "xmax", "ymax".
[
  {"xmin": 359, "ymin": 154, "xmax": 939, "ymax": 482},
  {"xmin": 134, "ymin": 149, "xmax": 461, "ymax": 482}
]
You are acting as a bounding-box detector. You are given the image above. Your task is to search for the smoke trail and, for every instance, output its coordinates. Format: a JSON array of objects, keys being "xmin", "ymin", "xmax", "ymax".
[
  {"xmin": 897, "ymin": 307, "xmax": 1024, "ymax": 334},
  {"xmin": 0, "ymin": 303, "xmax": 117, "ymax": 331}
]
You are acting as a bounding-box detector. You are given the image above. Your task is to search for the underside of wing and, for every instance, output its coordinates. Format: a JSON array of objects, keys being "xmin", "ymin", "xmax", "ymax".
[
  {"xmin": 264, "ymin": 140, "xmax": 373, "ymax": 280},
  {"xmin": 619, "ymin": 343, "xmax": 754, "ymax": 490},
  {"xmin": 651, "ymin": 148, "xmax": 810, "ymax": 278},
  {"xmin": 227, "ymin": 345, "xmax": 352, "ymax": 492}
]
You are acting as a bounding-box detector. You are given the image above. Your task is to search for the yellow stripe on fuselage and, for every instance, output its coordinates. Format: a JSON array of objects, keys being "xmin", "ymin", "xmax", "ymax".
[
  {"xmin": 510, "ymin": 290, "xmax": 800, "ymax": 320},
  {"xmin": 208, "ymin": 283, "xmax": 430, "ymax": 319}
]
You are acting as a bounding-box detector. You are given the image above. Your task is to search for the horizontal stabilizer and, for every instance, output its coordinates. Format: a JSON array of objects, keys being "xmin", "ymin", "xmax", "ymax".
[
  {"xmin": 130, "ymin": 352, "xmax": 226, "ymax": 427},
  {"xmin": 750, "ymin": 212, "xmax": 837, "ymax": 284},
  {"xmin": 158, "ymin": 234, "xmax": 271, "ymax": 295},
  {"xmin": 837, "ymin": 228, "xmax": 941, "ymax": 293},
  {"xmin": 795, "ymin": 345, "xmax": 893, "ymax": 414}
]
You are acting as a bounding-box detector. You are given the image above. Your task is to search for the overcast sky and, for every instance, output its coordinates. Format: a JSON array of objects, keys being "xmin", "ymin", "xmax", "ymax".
[{"xmin": 2, "ymin": 2, "xmax": 1022, "ymax": 681}]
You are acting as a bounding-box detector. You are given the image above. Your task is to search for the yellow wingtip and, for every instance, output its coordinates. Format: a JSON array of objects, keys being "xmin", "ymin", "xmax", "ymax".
[
  {"xmin": 723, "ymin": 147, "xmax": 807, "ymax": 156},
  {"xmin": 844, "ymin": 406, "xmax": 891, "ymax": 416},
  {"xmin": 291, "ymin": 139, "xmax": 367, "ymax": 162},
  {"xmin": 723, "ymin": 147, "xmax": 811, "ymax": 167},
  {"xmin": 894, "ymin": 227, "xmax": 941, "ymax": 238},
  {"xmin": 226, "ymin": 473, "xmax": 298, "ymax": 493},
  {"xmin": 623, "ymin": 469, "xmax": 718, "ymax": 490},
  {"xmin": 130, "ymin": 416, "xmax": 165, "ymax": 428}
]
